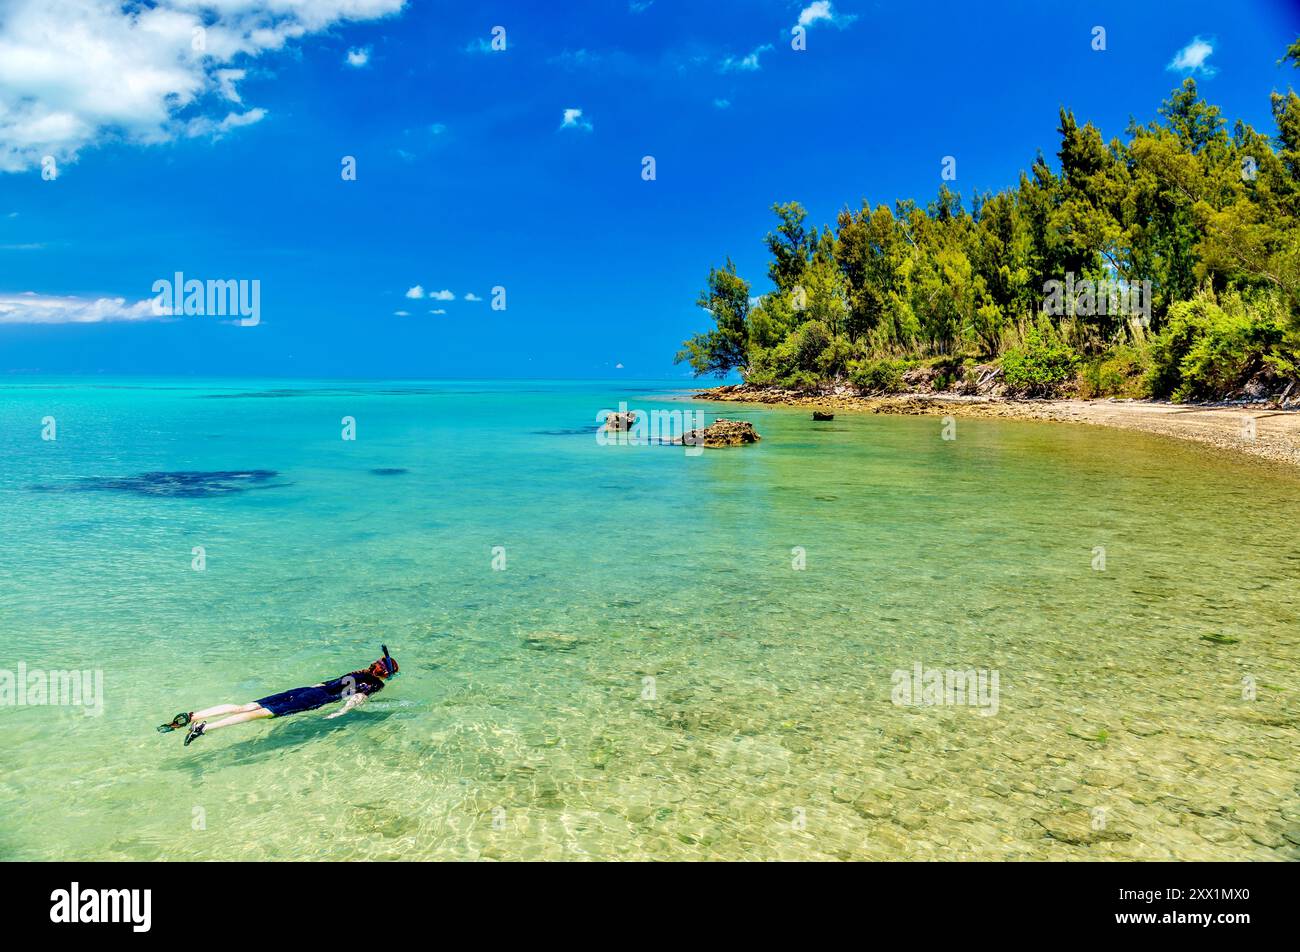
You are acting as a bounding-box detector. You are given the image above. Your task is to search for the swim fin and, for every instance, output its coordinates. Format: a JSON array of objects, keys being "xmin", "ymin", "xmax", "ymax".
[{"xmin": 157, "ymin": 711, "xmax": 192, "ymax": 733}]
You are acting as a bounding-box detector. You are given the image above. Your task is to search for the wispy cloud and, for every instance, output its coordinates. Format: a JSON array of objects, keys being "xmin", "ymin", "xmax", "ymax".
[
  {"xmin": 0, "ymin": 291, "xmax": 166, "ymax": 324},
  {"xmin": 181, "ymin": 109, "xmax": 267, "ymax": 140},
  {"xmin": 629, "ymin": 1, "xmax": 653, "ymax": 12},
  {"xmin": 550, "ymin": 49, "xmax": 601, "ymax": 69},
  {"xmin": 1168, "ymin": 36, "xmax": 1217, "ymax": 77},
  {"xmin": 346, "ymin": 47, "xmax": 371, "ymax": 68},
  {"xmin": 429, "ymin": 308, "xmax": 446, "ymax": 315},
  {"xmin": 560, "ymin": 108, "xmax": 593, "ymax": 132},
  {"xmin": 796, "ymin": 2, "xmax": 857, "ymax": 30},
  {"xmin": 463, "ymin": 292, "xmax": 483, "ymax": 302},
  {"xmin": 713, "ymin": 98, "xmax": 731, "ymax": 109},
  {"xmin": 0, "ymin": 0, "xmax": 407, "ymax": 174},
  {"xmin": 215, "ymin": 69, "xmax": 244, "ymax": 103},
  {"xmin": 720, "ymin": 44, "xmax": 773, "ymax": 73}
]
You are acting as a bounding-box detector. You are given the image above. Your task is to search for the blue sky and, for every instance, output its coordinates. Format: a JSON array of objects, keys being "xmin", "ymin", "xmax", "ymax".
[{"xmin": 0, "ymin": 0, "xmax": 1297, "ymax": 378}]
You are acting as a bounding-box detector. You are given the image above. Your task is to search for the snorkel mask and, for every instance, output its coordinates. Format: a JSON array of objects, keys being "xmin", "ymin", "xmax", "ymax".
[{"xmin": 380, "ymin": 644, "xmax": 399, "ymax": 679}]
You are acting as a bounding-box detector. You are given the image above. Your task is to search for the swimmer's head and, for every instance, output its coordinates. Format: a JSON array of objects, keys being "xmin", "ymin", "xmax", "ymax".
[{"xmin": 370, "ymin": 649, "xmax": 399, "ymax": 679}]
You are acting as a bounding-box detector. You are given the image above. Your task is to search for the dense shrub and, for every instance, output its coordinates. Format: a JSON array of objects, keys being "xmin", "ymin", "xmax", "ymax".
[
  {"xmin": 1077, "ymin": 344, "xmax": 1152, "ymax": 399},
  {"xmin": 745, "ymin": 321, "xmax": 858, "ymax": 388},
  {"xmin": 1147, "ymin": 292, "xmax": 1296, "ymax": 401},
  {"xmin": 1001, "ymin": 324, "xmax": 1080, "ymax": 395},
  {"xmin": 849, "ymin": 357, "xmax": 907, "ymax": 392}
]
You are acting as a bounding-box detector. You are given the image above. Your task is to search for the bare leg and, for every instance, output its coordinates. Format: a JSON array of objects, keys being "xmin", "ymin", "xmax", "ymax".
[
  {"xmin": 193, "ymin": 702, "xmax": 262, "ymax": 720},
  {"xmin": 201, "ymin": 707, "xmax": 273, "ymax": 733}
]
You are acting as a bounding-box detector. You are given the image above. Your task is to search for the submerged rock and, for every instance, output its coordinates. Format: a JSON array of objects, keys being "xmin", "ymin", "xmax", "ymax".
[
  {"xmin": 812, "ymin": 410, "xmax": 834, "ymax": 421},
  {"xmin": 31, "ymin": 470, "xmax": 280, "ymax": 499},
  {"xmin": 681, "ymin": 418, "xmax": 762, "ymax": 447},
  {"xmin": 1035, "ymin": 810, "xmax": 1131, "ymax": 845},
  {"xmin": 522, "ymin": 631, "xmax": 582, "ymax": 652},
  {"xmin": 1201, "ymin": 632, "xmax": 1240, "ymax": 645}
]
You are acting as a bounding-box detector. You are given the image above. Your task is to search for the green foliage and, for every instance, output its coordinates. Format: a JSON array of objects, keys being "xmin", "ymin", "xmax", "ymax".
[
  {"xmin": 675, "ymin": 259, "xmax": 750, "ymax": 377},
  {"xmin": 1147, "ymin": 291, "xmax": 1296, "ymax": 401},
  {"xmin": 765, "ymin": 202, "xmax": 814, "ymax": 293},
  {"xmin": 677, "ymin": 41, "xmax": 1300, "ymax": 400},
  {"xmin": 1077, "ymin": 344, "xmax": 1152, "ymax": 398},
  {"xmin": 1002, "ymin": 322, "xmax": 1080, "ymax": 395},
  {"xmin": 849, "ymin": 357, "xmax": 910, "ymax": 393}
]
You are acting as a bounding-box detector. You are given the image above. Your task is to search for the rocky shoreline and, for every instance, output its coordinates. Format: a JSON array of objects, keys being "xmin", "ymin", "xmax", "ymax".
[{"xmin": 695, "ymin": 384, "xmax": 1300, "ymax": 468}]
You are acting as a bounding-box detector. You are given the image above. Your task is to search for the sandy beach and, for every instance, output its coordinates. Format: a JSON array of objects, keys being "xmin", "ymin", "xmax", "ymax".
[{"xmin": 697, "ymin": 385, "xmax": 1300, "ymax": 468}]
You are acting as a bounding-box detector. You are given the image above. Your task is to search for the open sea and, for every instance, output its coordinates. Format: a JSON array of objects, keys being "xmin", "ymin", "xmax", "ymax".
[{"xmin": 0, "ymin": 378, "xmax": 1297, "ymax": 860}]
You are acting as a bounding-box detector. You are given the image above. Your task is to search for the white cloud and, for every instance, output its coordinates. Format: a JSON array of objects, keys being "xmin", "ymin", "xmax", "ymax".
[
  {"xmin": 560, "ymin": 107, "xmax": 593, "ymax": 131},
  {"xmin": 463, "ymin": 292, "xmax": 483, "ymax": 301},
  {"xmin": 346, "ymin": 46, "xmax": 371, "ymax": 68},
  {"xmin": 181, "ymin": 108, "xmax": 267, "ymax": 140},
  {"xmin": 0, "ymin": 291, "xmax": 166, "ymax": 324},
  {"xmin": 0, "ymin": 0, "xmax": 407, "ymax": 173},
  {"xmin": 1168, "ymin": 36, "xmax": 1217, "ymax": 77},
  {"xmin": 720, "ymin": 45, "xmax": 773, "ymax": 73},
  {"xmin": 405, "ymin": 285, "xmax": 425, "ymax": 299},
  {"xmin": 429, "ymin": 308, "xmax": 446, "ymax": 315},
  {"xmin": 629, "ymin": 1, "xmax": 653, "ymax": 12},
  {"xmin": 430, "ymin": 289, "xmax": 454, "ymax": 300},
  {"xmin": 215, "ymin": 69, "xmax": 245, "ymax": 104},
  {"xmin": 393, "ymin": 309, "xmax": 410, "ymax": 316},
  {"xmin": 796, "ymin": 2, "xmax": 857, "ymax": 29}
]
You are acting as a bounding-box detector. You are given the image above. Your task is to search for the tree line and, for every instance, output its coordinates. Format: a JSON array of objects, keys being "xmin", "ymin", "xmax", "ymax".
[{"xmin": 677, "ymin": 41, "xmax": 1300, "ymax": 401}]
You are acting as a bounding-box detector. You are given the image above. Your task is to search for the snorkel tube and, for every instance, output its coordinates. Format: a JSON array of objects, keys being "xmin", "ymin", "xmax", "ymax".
[{"xmin": 381, "ymin": 644, "xmax": 398, "ymax": 678}]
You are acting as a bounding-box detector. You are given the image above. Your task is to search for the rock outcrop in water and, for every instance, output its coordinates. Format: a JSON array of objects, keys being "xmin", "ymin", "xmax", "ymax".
[
  {"xmin": 681, "ymin": 418, "xmax": 761, "ymax": 447},
  {"xmin": 602, "ymin": 411, "xmax": 638, "ymax": 432},
  {"xmin": 812, "ymin": 410, "xmax": 834, "ymax": 421}
]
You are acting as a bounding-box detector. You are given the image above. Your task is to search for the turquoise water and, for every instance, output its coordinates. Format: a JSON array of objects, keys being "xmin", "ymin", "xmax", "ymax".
[{"xmin": 0, "ymin": 378, "xmax": 1297, "ymax": 860}]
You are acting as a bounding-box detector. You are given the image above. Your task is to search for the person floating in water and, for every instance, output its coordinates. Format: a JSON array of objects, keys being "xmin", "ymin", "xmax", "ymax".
[{"xmin": 158, "ymin": 646, "xmax": 399, "ymax": 746}]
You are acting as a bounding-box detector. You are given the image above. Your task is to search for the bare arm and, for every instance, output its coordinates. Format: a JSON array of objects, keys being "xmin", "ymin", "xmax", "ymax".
[{"xmin": 326, "ymin": 691, "xmax": 368, "ymax": 719}]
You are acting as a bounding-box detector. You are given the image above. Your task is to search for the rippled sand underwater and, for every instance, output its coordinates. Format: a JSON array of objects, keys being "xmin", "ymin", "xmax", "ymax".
[{"xmin": 0, "ymin": 379, "xmax": 1297, "ymax": 860}]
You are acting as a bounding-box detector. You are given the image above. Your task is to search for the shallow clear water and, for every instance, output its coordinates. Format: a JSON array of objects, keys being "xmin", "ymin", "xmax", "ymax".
[{"xmin": 0, "ymin": 378, "xmax": 1297, "ymax": 861}]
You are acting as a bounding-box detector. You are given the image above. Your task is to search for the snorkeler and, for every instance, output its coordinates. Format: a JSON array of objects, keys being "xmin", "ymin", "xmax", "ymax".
[{"xmin": 158, "ymin": 646, "xmax": 399, "ymax": 746}]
